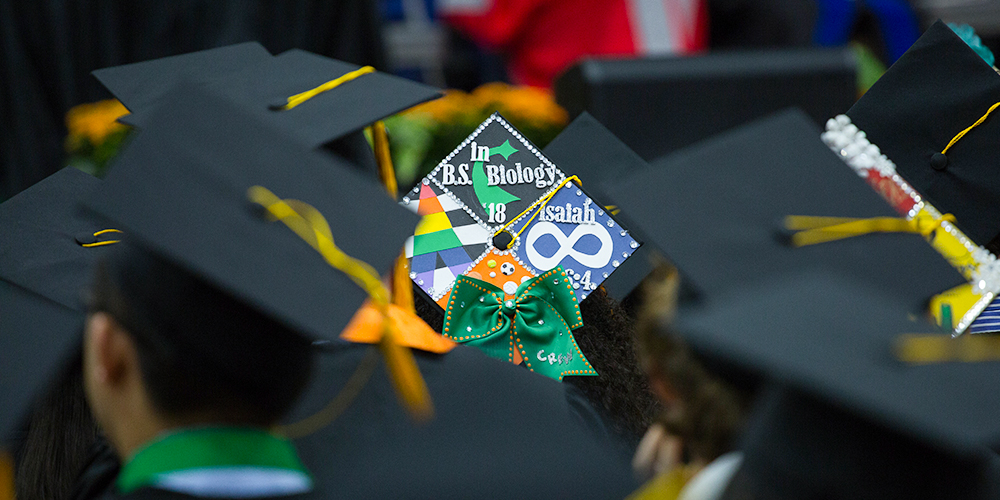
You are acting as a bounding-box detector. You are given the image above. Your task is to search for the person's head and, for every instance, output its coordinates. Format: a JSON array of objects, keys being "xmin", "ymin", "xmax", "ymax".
[
  {"xmin": 83, "ymin": 241, "xmax": 314, "ymax": 456},
  {"xmin": 635, "ymin": 264, "xmax": 756, "ymax": 465}
]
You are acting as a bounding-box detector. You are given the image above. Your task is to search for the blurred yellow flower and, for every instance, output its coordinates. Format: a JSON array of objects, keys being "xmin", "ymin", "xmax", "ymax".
[{"xmin": 65, "ymin": 99, "xmax": 129, "ymax": 147}]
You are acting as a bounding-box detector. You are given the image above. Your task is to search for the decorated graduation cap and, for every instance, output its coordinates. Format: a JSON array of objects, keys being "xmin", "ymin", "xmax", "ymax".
[
  {"xmin": 822, "ymin": 21, "xmax": 1000, "ymax": 335},
  {"xmin": 0, "ymin": 167, "xmax": 113, "ymax": 446},
  {"xmin": 401, "ymin": 113, "xmax": 643, "ymax": 379},
  {"xmin": 541, "ymin": 112, "xmax": 653, "ymax": 299},
  {"xmin": 93, "ymin": 44, "xmax": 441, "ymax": 152},
  {"xmin": 601, "ymin": 109, "xmax": 963, "ymax": 313},
  {"xmin": 675, "ymin": 271, "xmax": 1000, "ymax": 500}
]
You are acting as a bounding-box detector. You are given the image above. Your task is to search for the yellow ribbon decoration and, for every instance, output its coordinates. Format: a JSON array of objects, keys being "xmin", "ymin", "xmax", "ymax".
[
  {"xmin": 496, "ymin": 175, "xmax": 581, "ymax": 242},
  {"xmin": 895, "ymin": 333, "xmax": 1000, "ymax": 364},
  {"xmin": 271, "ymin": 66, "xmax": 376, "ymax": 111},
  {"xmin": 247, "ymin": 186, "xmax": 432, "ymax": 423},
  {"xmin": 80, "ymin": 228, "xmax": 123, "ymax": 248},
  {"xmin": 784, "ymin": 213, "xmax": 957, "ymax": 247}
]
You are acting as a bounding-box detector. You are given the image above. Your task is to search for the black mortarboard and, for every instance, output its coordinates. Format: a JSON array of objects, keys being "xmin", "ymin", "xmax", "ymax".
[
  {"xmin": 0, "ymin": 167, "xmax": 112, "ymax": 310},
  {"xmin": 0, "ymin": 168, "xmax": 109, "ymax": 446},
  {"xmin": 846, "ymin": 20, "xmax": 1000, "ymax": 249},
  {"xmin": 542, "ymin": 112, "xmax": 652, "ymax": 299},
  {"xmin": 600, "ymin": 108, "xmax": 963, "ymax": 310},
  {"xmin": 672, "ymin": 271, "xmax": 1000, "ymax": 499},
  {"xmin": 82, "ymin": 82, "xmax": 420, "ymax": 341},
  {"xmin": 92, "ymin": 42, "xmax": 272, "ymax": 122},
  {"xmin": 94, "ymin": 45, "xmax": 441, "ymax": 150}
]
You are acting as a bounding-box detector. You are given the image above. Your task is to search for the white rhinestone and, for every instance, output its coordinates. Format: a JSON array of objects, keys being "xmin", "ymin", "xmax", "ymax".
[
  {"xmin": 581, "ymin": 294, "xmax": 587, "ymax": 300},
  {"xmin": 403, "ymin": 197, "xmax": 410, "ymax": 204},
  {"xmin": 598, "ymin": 210, "xmax": 604, "ymax": 216},
  {"xmin": 607, "ymin": 220, "xmax": 614, "ymax": 227},
  {"xmin": 466, "ymin": 326, "xmax": 472, "ymax": 332},
  {"xmin": 620, "ymin": 229, "xmax": 627, "ymax": 236},
  {"xmin": 573, "ymin": 282, "xmax": 580, "ymax": 289},
  {"xmin": 602, "ymin": 272, "xmax": 608, "ymax": 278},
  {"xmin": 506, "ymin": 300, "xmax": 514, "ymax": 307},
  {"xmin": 623, "ymin": 252, "xmax": 628, "ymax": 258},
  {"xmin": 538, "ymin": 320, "xmax": 544, "ymax": 325},
  {"xmin": 409, "ymin": 272, "xmax": 417, "ymax": 279},
  {"xmin": 480, "ymin": 297, "xmax": 485, "ymax": 302},
  {"xmin": 461, "ymin": 301, "xmax": 466, "ymax": 308},
  {"xmin": 422, "ymin": 179, "xmax": 429, "ymax": 185},
  {"xmin": 630, "ymin": 241, "xmax": 638, "ymax": 249},
  {"xmin": 418, "ymin": 279, "xmax": 424, "ymax": 285},
  {"xmin": 427, "ymin": 288, "xmax": 435, "ymax": 295},
  {"xmin": 612, "ymin": 260, "xmax": 620, "ymax": 267},
  {"xmin": 576, "ymin": 190, "xmax": 582, "ymax": 196},
  {"xmin": 553, "ymin": 279, "xmax": 559, "ymax": 285}
]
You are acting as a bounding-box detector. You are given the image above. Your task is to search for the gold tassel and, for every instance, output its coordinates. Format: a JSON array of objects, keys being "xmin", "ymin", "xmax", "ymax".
[
  {"xmin": 369, "ymin": 121, "xmax": 398, "ymax": 198},
  {"xmin": 379, "ymin": 320, "xmax": 434, "ymax": 421},
  {"xmin": 392, "ymin": 251, "xmax": 415, "ymax": 314}
]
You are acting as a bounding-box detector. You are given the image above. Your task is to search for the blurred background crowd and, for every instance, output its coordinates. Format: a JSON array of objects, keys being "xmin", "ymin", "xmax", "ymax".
[{"xmin": 3, "ymin": 0, "xmax": 997, "ymax": 201}]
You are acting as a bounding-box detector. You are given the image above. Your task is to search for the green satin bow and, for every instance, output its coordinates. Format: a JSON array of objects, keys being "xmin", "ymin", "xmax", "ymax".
[{"xmin": 442, "ymin": 266, "xmax": 597, "ymax": 381}]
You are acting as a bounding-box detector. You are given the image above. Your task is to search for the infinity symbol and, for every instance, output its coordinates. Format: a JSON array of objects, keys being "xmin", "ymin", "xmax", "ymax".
[{"xmin": 524, "ymin": 221, "xmax": 613, "ymax": 270}]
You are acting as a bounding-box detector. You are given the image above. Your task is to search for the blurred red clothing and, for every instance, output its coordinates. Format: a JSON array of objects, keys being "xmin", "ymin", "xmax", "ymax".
[{"xmin": 440, "ymin": 0, "xmax": 707, "ymax": 88}]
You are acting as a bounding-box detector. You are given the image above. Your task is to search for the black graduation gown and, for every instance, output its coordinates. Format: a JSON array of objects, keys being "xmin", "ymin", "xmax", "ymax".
[{"xmin": 290, "ymin": 343, "xmax": 636, "ymax": 499}]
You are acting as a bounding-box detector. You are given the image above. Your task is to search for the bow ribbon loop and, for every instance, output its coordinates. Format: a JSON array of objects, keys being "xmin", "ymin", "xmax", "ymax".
[{"xmin": 443, "ymin": 266, "xmax": 596, "ymax": 380}]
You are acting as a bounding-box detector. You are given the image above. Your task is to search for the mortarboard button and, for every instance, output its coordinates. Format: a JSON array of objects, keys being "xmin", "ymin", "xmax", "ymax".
[
  {"xmin": 492, "ymin": 230, "xmax": 514, "ymax": 250},
  {"xmin": 930, "ymin": 152, "xmax": 949, "ymax": 171}
]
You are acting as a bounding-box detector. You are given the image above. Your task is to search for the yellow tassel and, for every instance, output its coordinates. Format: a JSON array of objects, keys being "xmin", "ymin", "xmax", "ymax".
[
  {"xmin": 370, "ymin": 121, "xmax": 398, "ymax": 198},
  {"xmin": 378, "ymin": 319, "xmax": 434, "ymax": 421},
  {"xmin": 392, "ymin": 252, "xmax": 415, "ymax": 314},
  {"xmin": 248, "ymin": 186, "xmax": 433, "ymax": 424}
]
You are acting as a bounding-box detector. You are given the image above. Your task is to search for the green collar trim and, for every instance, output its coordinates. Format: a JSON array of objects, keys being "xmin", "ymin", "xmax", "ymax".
[{"xmin": 117, "ymin": 427, "xmax": 311, "ymax": 494}]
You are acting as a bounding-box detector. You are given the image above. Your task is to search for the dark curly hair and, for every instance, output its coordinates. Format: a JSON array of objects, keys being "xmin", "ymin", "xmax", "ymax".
[
  {"xmin": 634, "ymin": 264, "xmax": 756, "ymax": 463},
  {"xmin": 414, "ymin": 284, "xmax": 660, "ymax": 449}
]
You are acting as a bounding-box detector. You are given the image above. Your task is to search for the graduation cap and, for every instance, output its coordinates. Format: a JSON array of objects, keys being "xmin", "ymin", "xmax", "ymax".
[
  {"xmin": 672, "ymin": 271, "xmax": 1000, "ymax": 499},
  {"xmin": 399, "ymin": 113, "xmax": 643, "ymax": 379},
  {"xmin": 93, "ymin": 44, "xmax": 441, "ymax": 150},
  {"xmin": 92, "ymin": 42, "xmax": 272, "ymax": 121},
  {"xmin": 0, "ymin": 167, "xmax": 114, "ymax": 309},
  {"xmin": 82, "ymin": 81, "xmax": 421, "ymax": 343},
  {"xmin": 541, "ymin": 112, "xmax": 653, "ymax": 299},
  {"xmin": 820, "ymin": 21, "xmax": 1000, "ymax": 335},
  {"xmin": 0, "ymin": 168, "xmax": 111, "ymax": 447},
  {"xmin": 600, "ymin": 108, "xmax": 964, "ymax": 315}
]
